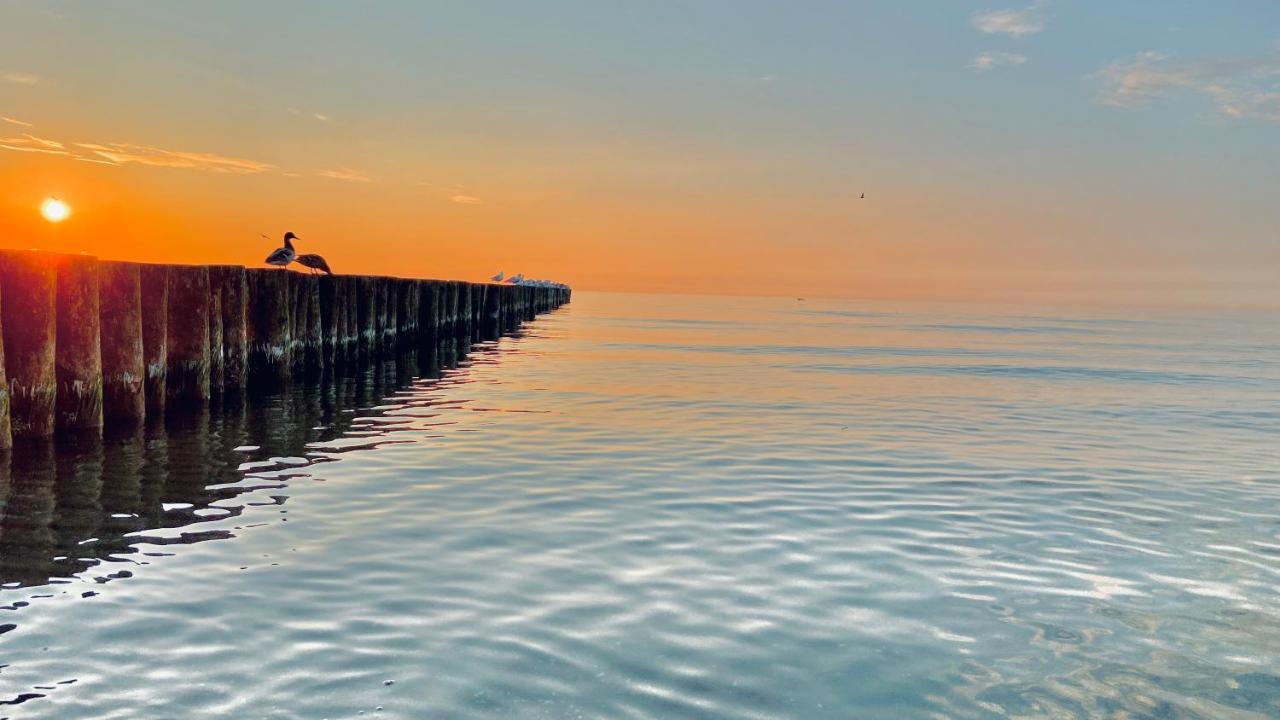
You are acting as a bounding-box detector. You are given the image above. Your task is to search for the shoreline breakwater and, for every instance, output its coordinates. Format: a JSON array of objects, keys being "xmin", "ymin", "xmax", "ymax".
[{"xmin": 0, "ymin": 249, "xmax": 570, "ymax": 446}]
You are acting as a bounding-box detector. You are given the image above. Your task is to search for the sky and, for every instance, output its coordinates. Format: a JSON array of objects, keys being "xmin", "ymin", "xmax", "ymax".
[{"xmin": 1, "ymin": 1, "xmax": 1277, "ymax": 307}]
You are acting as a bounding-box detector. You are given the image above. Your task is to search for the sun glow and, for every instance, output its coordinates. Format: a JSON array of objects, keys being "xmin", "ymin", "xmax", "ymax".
[{"xmin": 41, "ymin": 197, "xmax": 71, "ymax": 223}]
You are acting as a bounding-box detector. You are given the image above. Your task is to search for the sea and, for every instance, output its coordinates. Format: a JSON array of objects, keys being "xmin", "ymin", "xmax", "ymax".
[{"xmin": 0, "ymin": 291, "xmax": 1277, "ymax": 719}]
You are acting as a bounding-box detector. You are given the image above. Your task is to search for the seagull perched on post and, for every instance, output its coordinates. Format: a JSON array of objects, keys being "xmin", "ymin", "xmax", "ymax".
[
  {"xmin": 296, "ymin": 253, "xmax": 333, "ymax": 275},
  {"xmin": 491, "ymin": 271, "xmax": 504, "ymax": 282},
  {"xmin": 264, "ymin": 232, "xmax": 298, "ymax": 267},
  {"xmin": 506, "ymin": 273, "xmax": 524, "ymax": 284}
]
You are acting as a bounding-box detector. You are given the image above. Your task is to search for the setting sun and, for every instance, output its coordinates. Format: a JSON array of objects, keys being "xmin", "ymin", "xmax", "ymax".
[{"xmin": 40, "ymin": 197, "xmax": 71, "ymax": 223}]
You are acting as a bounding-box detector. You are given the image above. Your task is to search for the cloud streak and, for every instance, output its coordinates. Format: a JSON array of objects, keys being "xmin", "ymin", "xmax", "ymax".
[
  {"xmin": 449, "ymin": 194, "xmax": 482, "ymax": 205},
  {"xmin": 318, "ymin": 168, "xmax": 372, "ymax": 182},
  {"xmin": 972, "ymin": 3, "xmax": 1045, "ymax": 37},
  {"xmin": 972, "ymin": 52, "xmax": 1027, "ymax": 71},
  {"xmin": 1, "ymin": 70, "xmax": 40, "ymax": 86},
  {"xmin": 1098, "ymin": 51, "xmax": 1280, "ymax": 122},
  {"xmin": 2, "ymin": 116, "xmax": 33, "ymax": 127},
  {"xmin": 0, "ymin": 128, "xmax": 280, "ymax": 172},
  {"xmin": 0, "ymin": 133, "xmax": 68, "ymax": 155},
  {"xmin": 76, "ymin": 142, "xmax": 277, "ymax": 173}
]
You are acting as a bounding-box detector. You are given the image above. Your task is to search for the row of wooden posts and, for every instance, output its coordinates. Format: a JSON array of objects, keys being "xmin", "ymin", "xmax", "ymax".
[{"xmin": 0, "ymin": 250, "xmax": 570, "ymax": 448}]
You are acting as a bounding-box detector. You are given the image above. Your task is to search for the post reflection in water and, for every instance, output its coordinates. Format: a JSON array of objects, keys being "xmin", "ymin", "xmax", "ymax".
[{"xmin": 0, "ymin": 337, "xmax": 466, "ymax": 592}]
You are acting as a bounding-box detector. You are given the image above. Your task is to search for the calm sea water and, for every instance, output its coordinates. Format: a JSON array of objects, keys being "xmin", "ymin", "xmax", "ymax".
[{"xmin": 1, "ymin": 292, "xmax": 1278, "ymax": 719}]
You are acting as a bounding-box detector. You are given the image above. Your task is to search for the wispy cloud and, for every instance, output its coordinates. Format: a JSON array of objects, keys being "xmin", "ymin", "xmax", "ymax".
[
  {"xmin": 318, "ymin": 168, "xmax": 372, "ymax": 182},
  {"xmin": 0, "ymin": 133, "xmax": 68, "ymax": 155},
  {"xmin": 2, "ymin": 116, "xmax": 33, "ymax": 127},
  {"xmin": 1, "ymin": 70, "xmax": 40, "ymax": 86},
  {"xmin": 972, "ymin": 2, "xmax": 1046, "ymax": 37},
  {"xmin": 288, "ymin": 107, "xmax": 331, "ymax": 122},
  {"xmin": 1098, "ymin": 50, "xmax": 1280, "ymax": 121},
  {"xmin": 449, "ymin": 194, "xmax": 483, "ymax": 205},
  {"xmin": 76, "ymin": 142, "xmax": 276, "ymax": 173},
  {"xmin": 971, "ymin": 52, "xmax": 1027, "ymax": 71},
  {"xmin": 1, "ymin": 132, "xmax": 281, "ymax": 172}
]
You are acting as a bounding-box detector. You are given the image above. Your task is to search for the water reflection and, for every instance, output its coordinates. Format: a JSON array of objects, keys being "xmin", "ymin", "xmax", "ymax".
[{"xmin": 0, "ymin": 338, "xmax": 469, "ymax": 591}]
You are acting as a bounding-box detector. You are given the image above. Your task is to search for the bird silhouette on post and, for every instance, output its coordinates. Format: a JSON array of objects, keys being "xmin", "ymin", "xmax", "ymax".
[
  {"xmin": 296, "ymin": 253, "xmax": 333, "ymax": 275},
  {"xmin": 264, "ymin": 232, "xmax": 298, "ymax": 267}
]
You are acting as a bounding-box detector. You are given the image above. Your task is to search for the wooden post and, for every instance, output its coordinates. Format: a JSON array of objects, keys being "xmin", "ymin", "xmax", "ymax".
[
  {"xmin": 483, "ymin": 283, "xmax": 501, "ymax": 339},
  {"xmin": 458, "ymin": 280, "xmax": 473, "ymax": 345},
  {"xmin": 471, "ymin": 285, "xmax": 485, "ymax": 342},
  {"xmin": 288, "ymin": 272, "xmax": 306, "ymax": 370},
  {"xmin": 246, "ymin": 269, "xmax": 292, "ymax": 385},
  {"xmin": 54, "ymin": 254, "xmax": 104, "ymax": 433},
  {"xmin": 418, "ymin": 281, "xmax": 439, "ymax": 348},
  {"xmin": 0, "ymin": 251, "xmax": 58, "ymax": 439},
  {"xmin": 319, "ymin": 275, "xmax": 338, "ymax": 368},
  {"xmin": 138, "ymin": 264, "xmax": 169, "ymax": 417},
  {"xmin": 356, "ymin": 276, "xmax": 376, "ymax": 350},
  {"xmin": 303, "ymin": 274, "xmax": 322, "ymax": 374},
  {"xmin": 443, "ymin": 282, "xmax": 459, "ymax": 339},
  {"xmin": 98, "ymin": 262, "xmax": 145, "ymax": 426},
  {"xmin": 208, "ymin": 291, "xmax": 224, "ymax": 394},
  {"xmin": 346, "ymin": 276, "xmax": 360, "ymax": 353},
  {"xmin": 381, "ymin": 277, "xmax": 397, "ymax": 352},
  {"xmin": 210, "ymin": 266, "xmax": 248, "ymax": 392},
  {"xmin": 395, "ymin": 279, "xmax": 418, "ymax": 350},
  {"xmin": 0, "ymin": 288, "xmax": 9, "ymax": 450},
  {"xmin": 165, "ymin": 266, "xmax": 211, "ymax": 404}
]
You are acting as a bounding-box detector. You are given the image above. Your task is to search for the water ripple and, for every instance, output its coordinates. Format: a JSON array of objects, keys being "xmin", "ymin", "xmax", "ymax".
[{"xmin": 0, "ymin": 295, "xmax": 1277, "ymax": 718}]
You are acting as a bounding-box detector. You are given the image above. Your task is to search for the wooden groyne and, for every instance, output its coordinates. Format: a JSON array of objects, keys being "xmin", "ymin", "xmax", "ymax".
[{"xmin": 0, "ymin": 250, "xmax": 570, "ymax": 446}]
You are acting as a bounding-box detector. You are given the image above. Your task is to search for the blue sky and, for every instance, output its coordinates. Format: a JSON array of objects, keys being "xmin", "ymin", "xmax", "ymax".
[{"xmin": 1, "ymin": 1, "xmax": 1277, "ymax": 305}]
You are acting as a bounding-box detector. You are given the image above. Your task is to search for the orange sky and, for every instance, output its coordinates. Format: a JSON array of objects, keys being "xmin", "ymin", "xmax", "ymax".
[{"xmin": 2, "ymin": 2, "xmax": 1277, "ymax": 308}]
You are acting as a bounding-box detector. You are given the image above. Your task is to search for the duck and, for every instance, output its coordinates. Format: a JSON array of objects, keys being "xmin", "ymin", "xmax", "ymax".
[
  {"xmin": 296, "ymin": 253, "xmax": 333, "ymax": 275},
  {"xmin": 264, "ymin": 232, "xmax": 298, "ymax": 266}
]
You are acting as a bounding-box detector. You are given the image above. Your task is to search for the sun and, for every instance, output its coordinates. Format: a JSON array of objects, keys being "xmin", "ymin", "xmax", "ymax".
[{"xmin": 41, "ymin": 197, "xmax": 71, "ymax": 223}]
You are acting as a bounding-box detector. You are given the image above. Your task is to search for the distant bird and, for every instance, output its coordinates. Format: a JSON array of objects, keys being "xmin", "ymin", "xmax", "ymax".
[
  {"xmin": 860, "ymin": 193, "xmax": 865, "ymax": 199},
  {"xmin": 264, "ymin": 232, "xmax": 298, "ymax": 267},
  {"xmin": 296, "ymin": 253, "xmax": 333, "ymax": 275},
  {"xmin": 506, "ymin": 273, "xmax": 524, "ymax": 284},
  {"xmin": 491, "ymin": 271, "xmax": 504, "ymax": 282}
]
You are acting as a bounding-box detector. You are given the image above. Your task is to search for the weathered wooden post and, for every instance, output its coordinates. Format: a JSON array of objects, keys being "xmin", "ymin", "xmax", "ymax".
[
  {"xmin": 0, "ymin": 291, "xmax": 9, "ymax": 450},
  {"xmin": 288, "ymin": 272, "xmax": 305, "ymax": 370},
  {"xmin": 289, "ymin": 273, "xmax": 322, "ymax": 375},
  {"xmin": 471, "ymin": 285, "xmax": 485, "ymax": 342},
  {"xmin": 395, "ymin": 279, "xmax": 418, "ymax": 350},
  {"xmin": 443, "ymin": 281, "xmax": 459, "ymax": 339},
  {"xmin": 356, "ymin": 276, "xmax": 376, "ymax": 351},
  {"xmin": 458, "ymin": 280, "xmax": 473, "ymax": 346},
  {"xmin": 346, "ymin": 276, "xmax": 360, "ymax": 354},
  {"xmin": 55, "ymin": 254, "xmax": 104, "ymax": 434},
  {"xmin": 246, "ymin": 269, "xmax": 291, "ymax": 385},
  {"xmin": 381, "ymin": 278, "xmax": 397, "ymax": 353},
  {"xmin": 165, "ymin": 266, "xmax": 211, "ymax": 404},
  {"xmin": 138, "ymin": 264, "xmax": 169, "ymax": 417},
  {"xmin": 98, "ymin": 262, "xmax": 145, "ymax": 426},
  {"xmin": 501, "ymin": 285, "xmax": 515, "ymax": 333},
  {"xmin": 210, "ymin": 266, "xmax": 248, "ymax": 393},
  {"xmin": 319, "ymin": 275, "xmax": 338, "ymax": 368},
  {"xmin": 417, "ymin": 281, "xmax": 439, "ymax": 348},
  {"xmin": 483, "ymin": 283, "xmax": 501, "ymax": 340},
  {"xmin": 0, "ymin": 251, "xmax": 58, "ymax": 439},
  {"xmin": 305, "ymin": 275, "xmax": 322, "ymax": 373}
]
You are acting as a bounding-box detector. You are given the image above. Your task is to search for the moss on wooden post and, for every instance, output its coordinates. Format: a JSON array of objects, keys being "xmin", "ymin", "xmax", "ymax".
[
  {"xmin": 246, "ymin": 269, "xmax": 292, "ymax": 385},
  {"xmin": 138, "ymin": 264, "xmax": 169, "ymax": 417},
  {"xmin": 98, "ymin": 262, "xmax": 145, "ymax": 425},
  {"xmin": 0, "ymin": 251, "xmax": 58, "ymax": 439},
  {"xmin": 165, "ymin": 266, "xmax": 211, "ymax": 404}
]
